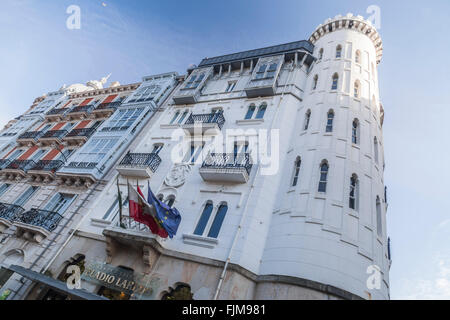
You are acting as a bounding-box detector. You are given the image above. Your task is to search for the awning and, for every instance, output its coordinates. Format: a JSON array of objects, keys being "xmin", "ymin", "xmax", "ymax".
[{"xmin": 8, "ymin": 265, "xmax": 108, "ymax": 300}]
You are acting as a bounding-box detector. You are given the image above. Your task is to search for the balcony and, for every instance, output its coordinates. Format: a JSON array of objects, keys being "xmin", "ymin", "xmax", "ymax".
[
  {"xmin": 66, "ymin": 105, "xmax": 95, "ymax": 120},
  {"xmin": 63, "ymin": 127, "xmax": 96, "ymax": 146},
  {"xmin": 38, "ymin": 130, "xmax": 68, "ymax": 146},
  {"xmin": 45, "ymin": 108, "xmax": 69, "ymax": 121},
  {"xmin": 14, "ymin": 208, "xmax": 63, "ymax": 243},
  {"xmin": 16, "ymin": 131, "xmax": 45, "ymax": 147},
  {"xmin": 182, "ymin": 112, "xmax": 225, "ymax": 135},
  {"xmin": 0, "ymin": 203, "xmax": 25, "ymax": 232},
  {"xmin": 116, "ymin": 153, "xmax": 161, "ymax": 178},
  {"xmin": 1, "ymin": 160, "xmax": 36, "ymax": 179},
  {"xmin": 28, "ymin": 160, "xmax": 64, "ymax": 182},
  {"xmin": 92, "ymin": 101, "xmax": 122, "ymax": 118},
  {"xmin": 56, "ymin": 162, "xmax": 98, "ymax": 188},
  {"xmin": 199, "ymin": 153, "xmax": 252, "ymax": 183}
]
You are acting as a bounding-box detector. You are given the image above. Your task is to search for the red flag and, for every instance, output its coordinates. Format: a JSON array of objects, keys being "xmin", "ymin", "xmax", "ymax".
[{"xmin": 128, "ymin": 183, "xmax": 168, "ymax": 238}]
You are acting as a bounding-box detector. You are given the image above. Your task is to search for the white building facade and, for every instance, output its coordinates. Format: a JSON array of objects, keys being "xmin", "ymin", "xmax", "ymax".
[{"xmin": 1, "ymin": 14, "xmax": 390, "ymax": 301}]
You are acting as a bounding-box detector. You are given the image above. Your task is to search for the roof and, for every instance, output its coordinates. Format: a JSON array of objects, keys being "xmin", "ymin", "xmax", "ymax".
[{"xmin": 198, "ymin": 40, "xmax": 314, "ymax": 67}]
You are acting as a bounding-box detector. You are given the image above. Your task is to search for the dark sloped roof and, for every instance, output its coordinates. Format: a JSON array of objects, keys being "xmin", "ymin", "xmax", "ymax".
[{"xmin": 198, "ymin": 40, "xmax": 314, "ymax": 67}]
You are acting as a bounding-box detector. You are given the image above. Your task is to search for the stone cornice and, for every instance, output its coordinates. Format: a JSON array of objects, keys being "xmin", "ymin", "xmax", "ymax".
[{"xmin": 69, "ymin": 82, "xmax": 141, "ymax": 99}]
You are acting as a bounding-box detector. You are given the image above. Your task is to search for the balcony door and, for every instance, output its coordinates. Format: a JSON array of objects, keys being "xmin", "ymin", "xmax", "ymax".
[{"xmin": 44, "ymin": 193, "xmax": 75, "ymax": 215}]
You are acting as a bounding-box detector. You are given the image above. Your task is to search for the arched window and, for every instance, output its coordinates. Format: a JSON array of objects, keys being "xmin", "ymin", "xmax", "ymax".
[
  {"xmin": 170, "ymin": 111, "xmax": 180, "ymax": 124},
  {"xmin": 331, "ymin": 73, "xmax": 339, "ymax": 90},
  {"xmin": 355, "ymin": 50, "xmax": 361, "ymax": 64},
  {"xmin": 374, "ymin": 137, "xmax": 379, "ymax": 164},
  {"xmin": 194, "ymin": 201, "xmax": 214, "ymax": 236},
  {"xmin": 354, "ymin": 81, "xmax": 360, "ymax": 98},
  {"xmin": 157, "ymin": 194, "xmax": 164, "ymax": 202},
  {"xmin": 318, "ymin": 161, "xmax": 329, "ymax": 193},
  {"xmin": 304, "ymin": 110, "xmax": 311, "ymax": 130},
  {"xmin": 245, "ymin": 104, "xmax": 256, "ymax": 120},
  {"xmin": 326, "ymin": 110, "xmax": 334, "ymax": 133},
  {"xmin": 336, "ymin": 45, "xmax": 342, "ymax": 58},
  {"xmin": 318, "ymin": 48, "xmax": 324, "ymax": 60},
  {"xmin": 312, "ymin": 75, "xmax": 319, "ymax": 90},
  {"xmin": 376, "ymin": 196, "xmax": 382, "ymax": 237},
  {"xmin": 292, "ymin": 157, "xmax": 301, "ymax": 187},
  {"xmin": 161, "ymin": 284, "xmax": 193, "ymax": 300},
  {"xmin": 207, "ymin": 203, "xmax": 228, "ymax": 238},
  {"xmin": 352, "ymin": 119, "xmax": 360, "ymax": 145},
  {"xmin": 166, "ymin": 196, "xmax": 175, "ymax": 208},
  {"xmin": 349, "ymin": 174, "xmax": 359, "ymax": 210},
  {"xmin": 255, "ymin": 103, "xmax": 267, "ymax": 119}
]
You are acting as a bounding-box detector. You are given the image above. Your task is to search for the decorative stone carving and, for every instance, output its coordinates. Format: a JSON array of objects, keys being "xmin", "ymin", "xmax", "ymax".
[
  {"xmin": 164, "ymin": 164, "xmax": 191, "ymax": 188},
  {"xmin": 143, "ymin": 245, "xmax": 160, "ymax": 274}
]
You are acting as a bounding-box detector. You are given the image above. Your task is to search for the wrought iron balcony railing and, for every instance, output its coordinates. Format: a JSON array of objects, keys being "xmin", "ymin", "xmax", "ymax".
[
  {"xmin": 16, "ymin": 208, "xmax": 63, "ymax": 232},
  {"xmin": 17, "ymin": 131, "xmax": 45, "ymax": 141},
  {"xmin": 96, "ymin": 101, "xmax": 122, "ymax": 111},
  {"xmin": 66, "ymin": 127, "xmax": 96, "ymax": 139},
  {"xmin": 30, "ymin": 160, "xmax": 64, "ymax": 173},
  {"xmin": 46, "ymin": 108, "xmax": 68, "ymax": 116},
  {"xmin": 184, "ymin": 112, "xmax": 225, "ymax": 130},
  {"xmin": 0, "ymin": 159, "xmax": 11, "ymax": 170},
  {"xmin": 119, "ymin": 153, "xmax": 162, "ymax": 172},
  {"xmin": 0, "ymin": 203, "xmax": 25, "ymax": 222},
  {"xmin": 6, "ymin": 160, "xmax": 36, "ymax": 172},
  {"xmin": 202, "ymin": 153, "xmax": 253, "ymax": 175},
  {"xmin": 40, "ymin": 130, "xmax": 68, "ymax": 140},
  {"xmin": 66, "ymin": 162, "xmax": 98, "ymax": 169},
  {"xmin": 68, "ymin": 105, "xmax": 95, "ymax": 114}
]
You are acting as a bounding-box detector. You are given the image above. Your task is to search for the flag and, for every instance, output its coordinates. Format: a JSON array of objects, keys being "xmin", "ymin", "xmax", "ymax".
[
  {"xmin": 147, "ymin": 182, "xmax": 182, "ymax": 239},
  {"xmin": 128, "ymin": 183, "xmax": 168, "ymax": 238}
]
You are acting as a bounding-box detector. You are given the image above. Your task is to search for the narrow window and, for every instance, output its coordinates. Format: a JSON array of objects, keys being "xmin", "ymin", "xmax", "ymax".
[
  {"xmin": 352, "ymin": 119, "xmax": 359, "ymax": 145},
  {"xmin": 355, "ymin": 50, "xmax": 361, "ymax": 64},
  {"xmin": 152, "ymin": 144, "xmax": 163, "ymax": 155},
  {"xmin": 292, "ymin": 157, "xmax": 301, "ymax": 187},
  {"xmin": 318, "ymin": 48, "xmax": 324, "ymax": 60},
  {"xmin": 225, "ymin": 81, "xmax": 237, "ymax": 92},
  {"xmin": 14, "ymin": 186, "xmax": 39, "ymax": 207},
  {"xmin": 0, "ymin": 184, "xmax": 11, "ymax": 197},
  {"xmin": 349, "ymin": 174, "xmax": 359, "ymax": 211},
  {"xmin": 336, "ymin": 45, "xmax": 342, "ymax": 58},
  {"xmin": 194, "ymin": 201, "xmax": 214, "ymax": 236},
  {"xmin": 318, "ymin": 161, "xmax": 329, "ymax": 193},
  {"xmin": 255, "ymin": 64, "xmax": 267, "ymax": 80},
  {"xmin": 326, "ymin": 110, "xmax": 334, "ymax": 133},
  {"xmin": 177, "ymin": 111, "xmax": 189, "ymax": 124},
  {"xmin": 207, "ymin": 203, "xmax": 228, "ymax": 238},
  {"xmin": 166, "ymin": 196, "xmax": 175, "ymax": 208},
  {"xmin": 245, "ymin": 105, "xmax": 256, "ymax": 120},
  {"xmin": 376, "ymin": 196, "xmax": 382, "ymax": 237},
  {"xmin": 331, "ymin": 73, "xmax": 339, "ymax": 90},
  {"xmin": 312, "ymin": 75, "xmax": 318, "ymax": 90},
  {"xmin": 266, "ymin": 63, "xmax": 278, "ymax": 78},
  {"xmin": 170, "ymin": 111, "xmax": 180, "ymax": 124},
  {"xmin": 374, "ymin": 137, "xmax": 379, "ymax": 164},
  {"xmin": 304, "ymin": 110, "xmax": 311, "ymax": 131},
  {"xmin": 354, "ymin": 81, "xmax": 360, "ymax": 98},
  {"xmin": 255, "ymin": 104, "xmax": 267, "ymax": 119}
]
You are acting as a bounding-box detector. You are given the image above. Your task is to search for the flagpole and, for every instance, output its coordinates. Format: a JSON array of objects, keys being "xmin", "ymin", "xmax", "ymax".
[{"xmin": 117, "ymin": 176, "xmax": 125, "ymax": 229}]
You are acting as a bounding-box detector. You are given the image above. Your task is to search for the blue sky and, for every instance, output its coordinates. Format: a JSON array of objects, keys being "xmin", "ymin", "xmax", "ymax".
[{"xmin": 1, "ymin": 0, "xmax": 449, "ymax": 299}]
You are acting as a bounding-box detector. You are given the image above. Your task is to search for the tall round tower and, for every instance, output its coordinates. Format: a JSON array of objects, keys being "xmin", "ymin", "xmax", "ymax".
[{"xmin": 258, "ymin": 14, "xmax": 389, "ymax": 300}]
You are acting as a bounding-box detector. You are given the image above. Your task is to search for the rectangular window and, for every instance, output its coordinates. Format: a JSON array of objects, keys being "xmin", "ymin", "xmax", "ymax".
[
  {"xmin": 44, "ymin": 193, "xmax": 75, "ymax": 215},
  {"xmin": 0, "ymin": 184, "xmax": 11, "ymax": 197},
  {"xmin": 103, "ymin": 108, "xmax": 144, "ymax": 131},
  {"xmin": 102, "ymin": 195, "xmax": 128, "ymax": 221},
  {"xmin": 0, "ymin": 267, "xmax": 14, "ymax": 288},
  {"xmin": 225, "ymin": 81, "xmax": 237, "ymax": 92},
  {"xmin": 14, "ymin": 186, "xmax": 39, "ymax": 207}
]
